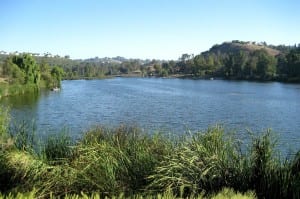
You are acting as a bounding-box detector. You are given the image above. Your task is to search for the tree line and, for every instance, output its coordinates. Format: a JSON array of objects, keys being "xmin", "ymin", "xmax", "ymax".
[
  {"xmin": 160, "ymin": 42, "xmax": 300, "ymax": 81},
  {"xmin": 1, "ymin": 41, "xmax": 299, "ymax": 82},
  {"xmin": 59, "ymin": 41, "xmax": 299, "ymax": 82}
]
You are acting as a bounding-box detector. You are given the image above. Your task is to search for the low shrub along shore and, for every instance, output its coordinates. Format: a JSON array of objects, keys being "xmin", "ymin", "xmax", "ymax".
[
  {"xmin": 0, "ymin": 83, "xmax": 39, "ymax": 99},
  {"xmin": 0, "ymin": 106, "xmax": 300, "ymax": 198}
]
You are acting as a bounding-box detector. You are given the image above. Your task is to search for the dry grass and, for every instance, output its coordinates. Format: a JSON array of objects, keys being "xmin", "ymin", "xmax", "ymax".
[
  {"xmin": 0, "ymin": 78, "xmax": 8, "ymax": 84},
  {"xmin": 210, "ymin": 42, "xmax": 281, "ymax": 56},
  {"xmin": 234, "ymin": 43, "xmax": 280, "ymax": 56}
]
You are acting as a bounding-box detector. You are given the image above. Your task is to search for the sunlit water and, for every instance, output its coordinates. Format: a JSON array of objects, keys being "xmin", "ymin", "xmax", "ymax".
[{"xmin": 2, "ymin": 78, "xmax": 300, "ymax": 153}]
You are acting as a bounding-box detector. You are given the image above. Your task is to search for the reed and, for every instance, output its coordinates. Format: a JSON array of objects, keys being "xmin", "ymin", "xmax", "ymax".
[
  {"xmin": 42, "ymin": 130, "xmax": 74, "ymax": 163},
  {"xmin": 0, "ymin": 83, "xmax": 39, "ymax": 98}
]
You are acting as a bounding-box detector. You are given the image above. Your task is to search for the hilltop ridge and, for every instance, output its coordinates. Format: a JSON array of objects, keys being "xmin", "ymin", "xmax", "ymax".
[{"xmin": 206, "ymin": 41, "xmax": 281, "ymax": 56}]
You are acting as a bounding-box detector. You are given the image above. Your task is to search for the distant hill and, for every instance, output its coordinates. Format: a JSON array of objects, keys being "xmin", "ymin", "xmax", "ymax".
[{"xmin": 205, "ymin": 41, "xmax": 281, "ymax": 56}]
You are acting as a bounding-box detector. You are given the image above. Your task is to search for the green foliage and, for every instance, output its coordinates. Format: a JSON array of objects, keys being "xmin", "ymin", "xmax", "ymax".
[
  {"xmin": 0, "ymin": 123, "xmax": 300, "ymax": 198},
  {"xmin": 223, "ymin": 49, "xmax": 277, "ymax": 79},
  {"xmin": 1, "ymin": 150, "xmax": 78, "ymax": 197},
  {"xmin": 0, "ymin": 106, "xmax": 10, "ymax": 138},
  {"xmin": 0, "ymin": 125, "xmax": 171, "ymax": 197},
  {"xmin": 9, "ymin": 120, "xmax": 37, "ymax": 152},
  {"xmin": 286, "ymin": 47, "xmax": 300, "ymax": 79},
  {"xmin": 2, "ymin": 58, "xmax": 25, "ymax": 84},
  {"xmin": 253, "ymin": 49, "xmax": 277, "ymax": 78},
  {"xmin": 11, "ymin": 54, "xmax": 40, "ymax": 84},
  {"xmin": 74, "ymin": 126, "xmax": 171, "ymax": 195},
  {"xmin": 0, "ymin": 83, "xmax": 39, "ymax": 99},
  {"xmin": 148, "ymin": 126, "xmax": 243, "ymax": 195},
  {"xmin": 43, "ymin": 131, "xmax": 73, "ymax": 163},
  {"xmin": 0, "ymin": 54, "xmax": 42, "ymax": 98},
  {"xmin": 148, "ymin": 128, "xmax": 300, "ymax": 199},
  {"xmin": 50, "ymin": 66, "xmax": 64, "ymax": 88},
  {"xmin": 0, "ymin": 53, "xmax": 65, "ymax": 97}
]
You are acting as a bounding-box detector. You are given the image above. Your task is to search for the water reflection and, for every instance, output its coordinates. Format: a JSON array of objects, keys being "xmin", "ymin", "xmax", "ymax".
[
  {"xmin": 0, "ymin": 91, "xmax": 45, "ymax": 130},
  {"xmin": 0, "ymin": 91, "xmax": 40, "ymax": 109}
]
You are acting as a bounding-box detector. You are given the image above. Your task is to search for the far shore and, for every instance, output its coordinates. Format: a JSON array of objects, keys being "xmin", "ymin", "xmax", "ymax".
[{"xmin": 63, "ymin": 73, "xmax": 300, "ymax": 83}]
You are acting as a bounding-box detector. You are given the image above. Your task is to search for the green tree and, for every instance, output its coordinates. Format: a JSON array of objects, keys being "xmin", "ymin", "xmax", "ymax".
[
  {"xmin": 180, "ymin": 53, "xmax": 191, "ymax": 63},
  {"xmin": 224, "ymin": 51, "xmax": 248, "ymax": 78},
  {"xmin": 286, "ymin": 48, "xmax": 300, "ymax": 77},
  {"xmin": 2, "ymin": 57, "xmax": 25, "ymax": 84},
  {"xmin": 193, "ymin": 55, "xmax": 206, "ymax": 76},
  {"xmin": 11, "ymin": 54, "xmax": 40, "ymax": 84},
  {"xmin": 276, "ymin": 54, "xmax": 288, "ymax": 75},
  {"xmin": 253, "ymin": 49, "xmax": 277, "ymax": 78},
  {"xmin": 51, "ymin": 66, "xmax": 64, "ymax": 88},
  {"xmin": 244, "ymin": 56, "xmax": 258, "ymax": 78}
]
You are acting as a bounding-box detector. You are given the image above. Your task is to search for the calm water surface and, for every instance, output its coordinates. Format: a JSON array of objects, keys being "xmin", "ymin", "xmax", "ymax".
[{"xmin": 1, "ymin": 78, "xmax": 300, "ymax": 150}]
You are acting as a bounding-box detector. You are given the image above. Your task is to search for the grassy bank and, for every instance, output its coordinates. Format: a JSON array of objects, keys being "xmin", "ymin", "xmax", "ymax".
[
  {"xmin": 0, "ymin": 83, "xmax": 39, "ymax": 99},
  {"xmin": 0, "ymin": 108, "xmax": 300, "ymax": 198}
]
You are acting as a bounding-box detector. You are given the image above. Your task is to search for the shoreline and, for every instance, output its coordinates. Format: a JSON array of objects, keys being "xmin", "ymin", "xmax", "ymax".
[{"xmin": 63, "ymin": 73, "xmax": 300, "ymax": 83}]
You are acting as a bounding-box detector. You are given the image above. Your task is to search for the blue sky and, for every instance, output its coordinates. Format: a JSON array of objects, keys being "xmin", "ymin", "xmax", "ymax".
[{"xmin": 0, "ymin": 0, "xmax": 299, "ymax": 60}]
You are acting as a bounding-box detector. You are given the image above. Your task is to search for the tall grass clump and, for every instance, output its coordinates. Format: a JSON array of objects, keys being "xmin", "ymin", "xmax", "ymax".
[
  {"xmin": 0, "ymin": 106, "xmax": 10, "ymax": 139},
  {"xmin": 148, "ymin": 126, "xmax": 300, "ymax": 199},
  {"xmin": 8, "ymin": 120, "xmax": 37, "ymax": 152},
  {"xmin": 0, "ymin": 125, "xmax": 172, "ymax": 197},
  {"xmin": 0, "ymin": 105, "xmax": 14, "ymax": 192},
  {"xmin": 42, "ymin": 130, "xmax": 74, "ymax": 163},
  {"xmin": 0, "ymin": 115, "xmax": 77, "ymax": 196},
  {"xmin": 246, "ymin": 130, "xmax": 300, "ymax": 198},
  {"xmin": 72, "ymin": 125, "xmax": 172, "ymax": 196},
  {"xmin": 0, "ymin": 83, "xmax": 39, "ymax": 98},
  {"xmin": 148, "ymin": 126, "xmax": 245, "ymax": 196}
]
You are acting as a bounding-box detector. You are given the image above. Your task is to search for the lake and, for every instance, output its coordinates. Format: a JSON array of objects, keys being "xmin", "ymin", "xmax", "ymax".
[{"xmin": 1, "ymin": 78, "xmax": 300, "ymax": 151}]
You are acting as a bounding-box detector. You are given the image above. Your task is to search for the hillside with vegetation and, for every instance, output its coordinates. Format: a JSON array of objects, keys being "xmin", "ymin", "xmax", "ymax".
[
  {"xmin": 161, "ymin": 40, "xmax": 300, "ymax": 82},
  {"xmin": 207, "ymin": 41, "xmax": 281, "ymax": 56}
]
